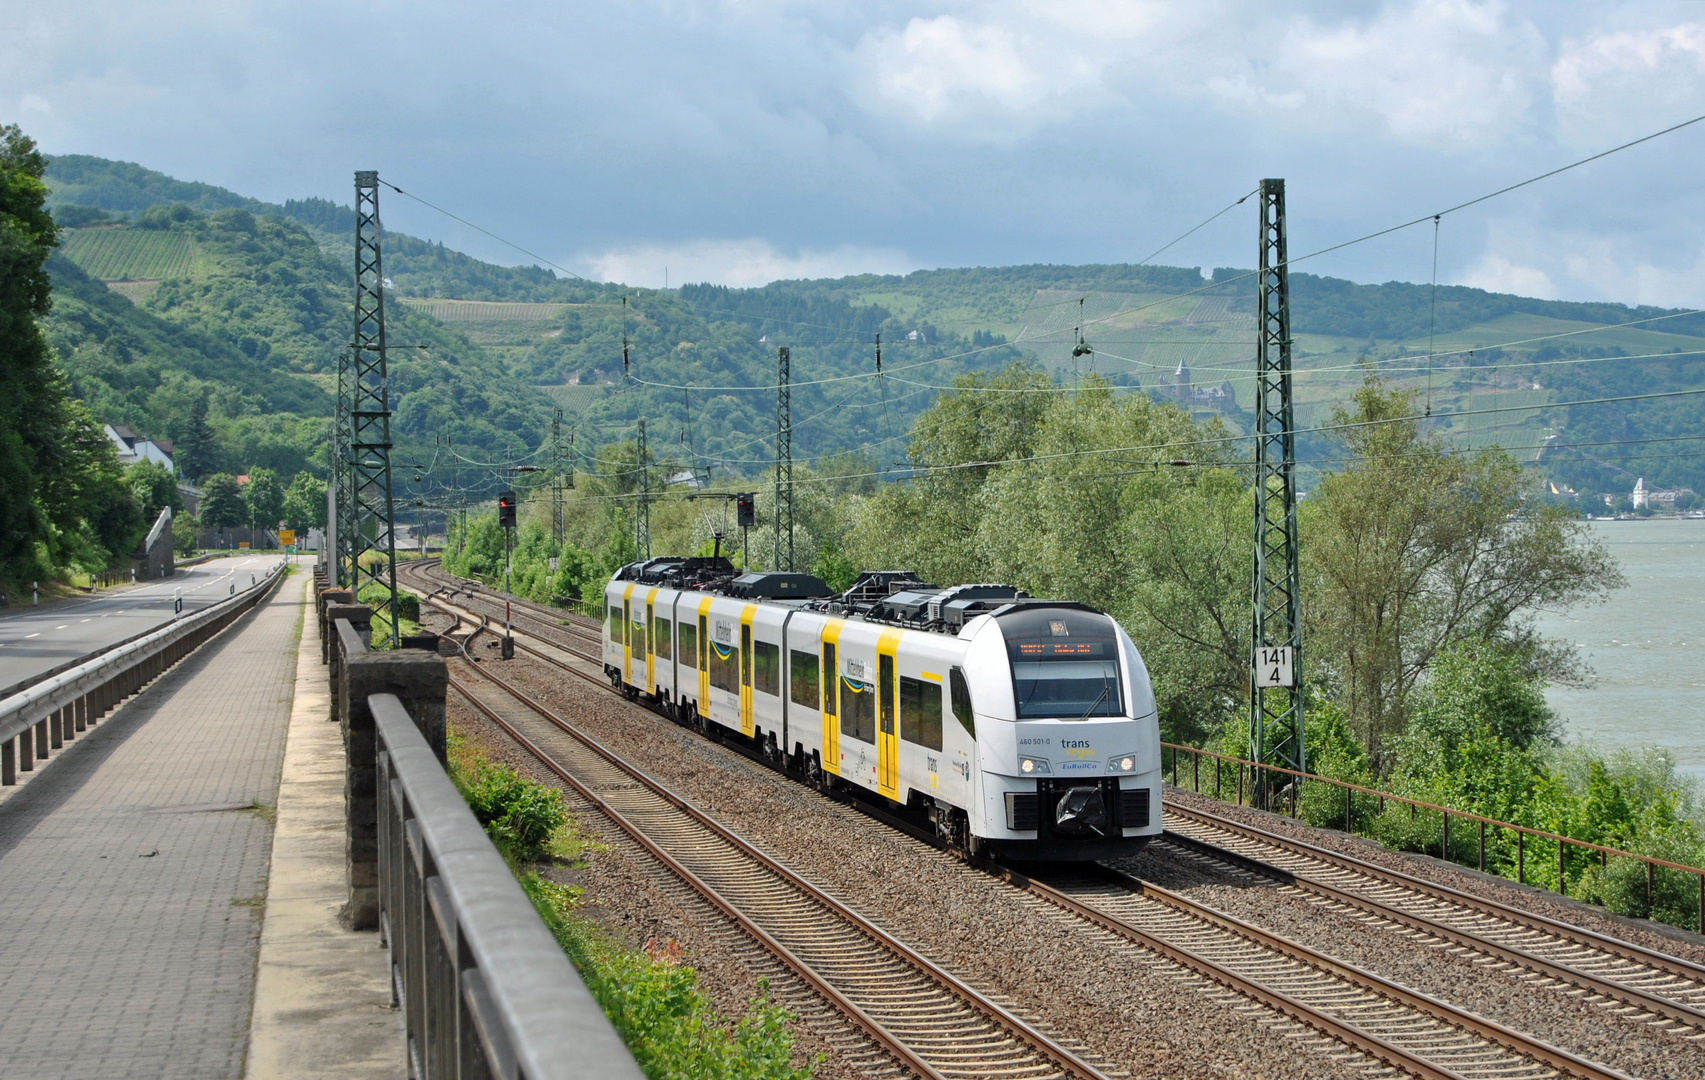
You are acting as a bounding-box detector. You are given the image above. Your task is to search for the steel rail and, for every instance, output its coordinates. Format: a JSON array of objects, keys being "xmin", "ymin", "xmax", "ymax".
[
  {"xmin": 448, "ymin": 659, "xmax": 1113, "ymax": 1080},
  {"xmin": 401, "ymin": 561, "xmax": 603, "ymax": 645},
  {"xmin": 1164, "ymin": 802, "xmax": 1705, "ymax": 1025},
  {"xmin": 1005, "ymin": 865, "xmax": 1629, "ymax": 1080}
]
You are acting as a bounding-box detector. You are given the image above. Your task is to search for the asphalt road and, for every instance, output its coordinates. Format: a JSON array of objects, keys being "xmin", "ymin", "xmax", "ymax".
[{"xmin": 0, "ymin": 554, "xmax": 289, "ymax": 695}]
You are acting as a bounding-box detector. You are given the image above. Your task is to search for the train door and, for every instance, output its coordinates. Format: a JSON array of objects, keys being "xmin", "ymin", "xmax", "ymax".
[
  {"xmin": 820, "ymin": 620, "xmax": 842, "ymax": 776},
  {"xmin": 645, "ymin": 592, "xmax": 657, "ymax": 691},
  {"xmin": 622, "ymin": 584, "xmax": 636, "ymax": 685},
  {"xmin": 698, "ymin": 599, "xmax": 712, "ymax": 713},
  {"xmin": 739, "ymin": 605, "xmax": 756, "ymax": 737},
  {"xmin": 877, "ymin": 628, "xmax": 903, "ymax": 799}
]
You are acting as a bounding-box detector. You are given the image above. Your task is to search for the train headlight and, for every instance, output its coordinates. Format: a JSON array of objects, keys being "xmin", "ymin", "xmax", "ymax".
[
  {"xmin": 1108, "ymin": 755, "xmax": 1136, "ymax": 773},
  {"xmin": 1019, "ymin": 756, "xmax": 1050, "ymax": 775}
]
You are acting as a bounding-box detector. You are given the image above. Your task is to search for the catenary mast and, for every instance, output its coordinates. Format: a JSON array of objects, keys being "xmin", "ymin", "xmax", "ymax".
[{"xmin": 1248, "ymin": 178, "xmax": 1305, "ymax": 808}]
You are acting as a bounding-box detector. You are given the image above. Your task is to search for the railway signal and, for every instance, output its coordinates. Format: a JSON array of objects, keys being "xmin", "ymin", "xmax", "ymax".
[{"xmin": 498, "ymin": 489, "xmax": 517, "ymax": 658}]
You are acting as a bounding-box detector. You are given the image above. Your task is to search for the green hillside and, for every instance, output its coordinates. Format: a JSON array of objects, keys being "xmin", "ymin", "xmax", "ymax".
[
  {"xmin": 43, "ymin": 153, "xmax": 1705, "ymax": 505},
  {"xmin": 44, "ymin": 200, "xmax": 557, "ymax": 493}
]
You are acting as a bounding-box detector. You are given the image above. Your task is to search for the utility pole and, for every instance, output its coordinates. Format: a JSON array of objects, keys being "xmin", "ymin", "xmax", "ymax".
[
  {"xmin": 774, "ymin": 345, "xmax": 793, "ymax": 571},
  {"xmin": 634, "ymin": 419, "xmax": 650, "ymax": 561},
  {"xmin": 1249, "ymin": 177, "xmax": 1305, "ymax": 809},
  {"xmin": 350, "ymin": 170, "xmax": 402, "ymax": 647},
  {"xmin": 550, "ymin": 408, "xmax": 566, "ymax": 547}
]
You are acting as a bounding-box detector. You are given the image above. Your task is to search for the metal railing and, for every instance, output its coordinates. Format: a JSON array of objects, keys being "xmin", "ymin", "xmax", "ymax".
[
  {"xmin": 322, "ymin": 601, "xmax": 641, "ymax": 1080},
  {"xmin": 1163, "ymin": 741, "xmax": 1705, "ymax": 933},
  {"xmin": 372, "ymin": 692, "xmax": 642, "ymax": 1080},
  {"xmin": 0, "ymin": 559, "xmax": 287, "ymax": 784}
]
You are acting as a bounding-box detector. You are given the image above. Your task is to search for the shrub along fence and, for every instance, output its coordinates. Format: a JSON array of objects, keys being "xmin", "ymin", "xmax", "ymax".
[{"xmin": 1163, "ymin": 741, "xmax": 1705, "ymax": 935}]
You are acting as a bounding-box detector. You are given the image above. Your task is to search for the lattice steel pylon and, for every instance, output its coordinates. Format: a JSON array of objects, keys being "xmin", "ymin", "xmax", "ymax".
[
  {"xmin": 550, "ymin": 408, "xmax": 566, "ymax": 547},
  {"xmin": 1249, "ymin": 177, "xmax": 1305, "ymax": 807},
  {"xmin": 634, "ymin": 419, "xmax": 650, "ymax": 560},
  {"xmin": 774, "ymin": 346, "xmax": 793, "ymax": 572},
  {"xmin": 350, "ymin": 171, "xmax": 401, "ymax": 646}
]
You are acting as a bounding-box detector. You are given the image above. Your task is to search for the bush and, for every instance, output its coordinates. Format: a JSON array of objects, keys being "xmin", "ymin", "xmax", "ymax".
[
  {"xmin": 457, "ymin": 760, "xmax": 566, "ymax": 862},
  {"xmin": 172, "ymin": 512, "xmax": 200, "ymax": 557}
]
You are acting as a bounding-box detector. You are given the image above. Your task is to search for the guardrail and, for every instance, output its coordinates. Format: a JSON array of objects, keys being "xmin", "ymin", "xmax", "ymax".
[
  {"xmin": 0, "ymin": 558, "xmax": 288, "ymax": 785},
  {"xmin": 1163, "ymin": 741, "xmax": 1705, "ymax": 933},
  {"xmin": 325, "ymin": 607, "xmax": 642, "ymax": 1079}
]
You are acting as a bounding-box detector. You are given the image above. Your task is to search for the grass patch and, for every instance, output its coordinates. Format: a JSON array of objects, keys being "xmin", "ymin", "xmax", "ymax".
[{"xmin": 524, "ymin": 877, "xmax": 817, "ymax": 1080}]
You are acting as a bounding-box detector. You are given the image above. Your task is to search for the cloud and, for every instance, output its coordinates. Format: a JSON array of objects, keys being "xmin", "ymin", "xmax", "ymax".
[
  {"xmin": 1208, "ymin": 0, "xmax": 1545, "ymax": 145},
  {"xmin": 1553, "ymin": 22, "xmax": 1705, "ymax": 145},
  {"xmin": 579, "ymin": 238, "xmax": 919, "ymax": 289},
  {"xmin": 4, "ymin": 1, "xmax": 1704, "ymax": 308},
  {"xmin": 853, "ymin": 14, "xmax": 1101, "ymax": 135},
  {"xmin": 1458, "ymin": 253, "xmax": 1557, "ymax": 299}
]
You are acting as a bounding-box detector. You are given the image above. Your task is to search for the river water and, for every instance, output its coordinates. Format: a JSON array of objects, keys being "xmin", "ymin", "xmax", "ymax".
[{"xmin": 1533, "ymin": 518, "xmax": 1705, "ymax": 781}]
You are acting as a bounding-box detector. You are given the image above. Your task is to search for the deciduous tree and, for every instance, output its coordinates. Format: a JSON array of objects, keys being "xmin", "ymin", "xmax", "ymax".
[{"xmin": 1304, "ymin": 376, "xmax": 1621, "ymax": 762}]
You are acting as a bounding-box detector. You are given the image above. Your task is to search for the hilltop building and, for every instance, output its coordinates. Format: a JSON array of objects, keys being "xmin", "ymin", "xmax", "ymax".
[{"xmin": 1154, "ymin": 360, "xmax": 1239, "ymax": 413}]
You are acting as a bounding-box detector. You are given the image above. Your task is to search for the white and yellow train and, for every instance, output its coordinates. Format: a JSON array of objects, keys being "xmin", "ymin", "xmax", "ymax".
[{"xmin": 603, "ymin": 560, "xmax": 1162, "ymax": 860}]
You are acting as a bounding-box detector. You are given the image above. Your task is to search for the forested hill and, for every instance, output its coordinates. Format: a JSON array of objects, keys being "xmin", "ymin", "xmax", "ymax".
[
  {"xmin": 43, "ymin": 153, "xmax": 1705, "ymax": 500},
  {"xmin": 42, "ymin": 199, "xmax": 556, "ymax": 486}
]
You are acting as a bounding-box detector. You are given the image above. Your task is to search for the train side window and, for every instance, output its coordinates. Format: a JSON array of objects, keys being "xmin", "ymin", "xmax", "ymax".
[
  {"xmin": 950, "ymin": 667, "xmax": 975, "ymax": 738},
  {"xmin": 654, "ymin": 617, "xmax": 672, "ymax": 661},
  {"xmin": 709, "ymin": 641, "xmax": 737, "ymax": 692},
  {"xmin": 753, "ymin": 641, "xmax": 780, "ymax": 696},
  {"xmin": 821, "ymin": 644, "xmax": 837, "ymax": 717},
  {"xmin": 608, "ymin": 605, "xmax": 620, "ymax": 641},
  {"xmin": 790, "ymin": 649, "xmax": 819, "ymax": 708},
  {"xmin": 840, "ymin": 676, "xmax": 874, "ymax": 742},
  {"xmin": 900, "ymin": 676, "xmax": 943, "ymax": 751},
  {"xmin": 678, "ymin": 621, "xmax": 697, "ymax": 669}
]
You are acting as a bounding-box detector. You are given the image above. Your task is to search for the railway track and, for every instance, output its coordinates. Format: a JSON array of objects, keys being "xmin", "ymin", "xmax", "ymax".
[
  {"xmin": 1009, "ymin": 868, "xmax": 1626, "ymax": 1080},
  {"xmin": 403, "ymin": 562, "xmax": 1642, "ymax": 1079},
  {"xmin": 1157, "ymin": 799, "xmax": 1705, "ymax": 1037},
  {"xmin": 416, "ymin": 561, "xmax": 1705, "ymax": 1040},
  {"xmin": 450, "ymin": 655, "xmax": 1119, "ymax": 1080}
]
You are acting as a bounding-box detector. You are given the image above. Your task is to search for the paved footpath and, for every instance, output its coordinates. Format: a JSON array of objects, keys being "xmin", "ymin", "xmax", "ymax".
[
  {"xmin": 246, "ymin": 577, "xmax": 403, "ymax": 1079},
  {"xmin": 0, "ymin": 574, "xmax": 299, "ymax": 1078}
]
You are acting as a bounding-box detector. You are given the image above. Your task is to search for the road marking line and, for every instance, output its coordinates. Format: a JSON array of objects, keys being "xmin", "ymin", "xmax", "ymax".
[
  {"xmin": 55, "ymin": 625, "xmax": 68, "ymax": 630},
  {"xmin": 25, "ymin": 633, "xmax": 39, "ymax": 638}
]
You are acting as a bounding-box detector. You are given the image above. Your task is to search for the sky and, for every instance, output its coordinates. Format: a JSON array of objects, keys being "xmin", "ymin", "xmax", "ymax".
[{"xmin": 7, "ymin": 1, "xmax": 1705, "ymax": 306}]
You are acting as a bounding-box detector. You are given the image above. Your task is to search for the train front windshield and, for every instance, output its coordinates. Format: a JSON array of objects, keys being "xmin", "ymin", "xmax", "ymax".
[{"xmin": 1000, "ymin": 607, "xmax": 1124, "ymax": 719}]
